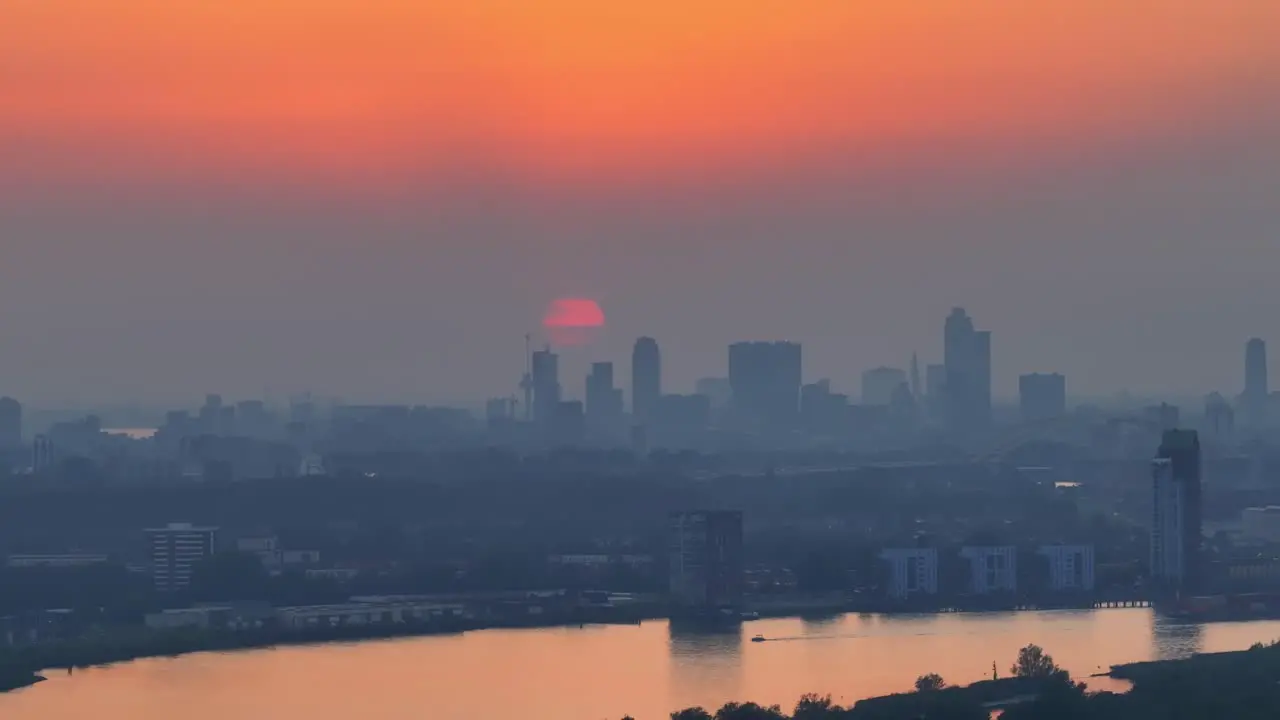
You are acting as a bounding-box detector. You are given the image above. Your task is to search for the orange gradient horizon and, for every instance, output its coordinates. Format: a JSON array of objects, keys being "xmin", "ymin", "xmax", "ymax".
[{"xmin": 4, "ymin": 0, "xmax": 1279, "ymax": 189}]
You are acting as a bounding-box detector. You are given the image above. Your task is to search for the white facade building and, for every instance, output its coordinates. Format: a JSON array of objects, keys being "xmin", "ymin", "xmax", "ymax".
[
  {"xmin": 879, "ymin": 548, "xmax": 938, "ymax": 599},
  {"xmin": 146, "ymin": 522, "xmax": 218, "ymax": 592},
  {"xmin": 1037, "ymin": 545, "xmax": 1095, "ymax": 592},
  {"xmin": 960, "ymin": 546, "xmax": 1017, "ymax": 594}
]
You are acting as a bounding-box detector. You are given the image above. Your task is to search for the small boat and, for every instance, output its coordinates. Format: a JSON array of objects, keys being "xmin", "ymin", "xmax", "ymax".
[{"xmin": 751, "ymin": 635, "xmax": 766, "ymax": 643}]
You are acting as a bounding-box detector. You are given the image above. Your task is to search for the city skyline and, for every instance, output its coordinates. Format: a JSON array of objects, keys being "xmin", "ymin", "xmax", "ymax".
[
  {"xmin": 5, "ymin": 312, "xmax": 1280, "ymax": 412},
  {"xmin": 3, "ymin": 2, "xmax": 1279, "ymax": 406}
]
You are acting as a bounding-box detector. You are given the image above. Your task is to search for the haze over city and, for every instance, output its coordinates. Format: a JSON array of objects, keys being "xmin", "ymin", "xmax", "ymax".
[
  {"xmin": 11, "ymin": 3, "xmax": 1280, "ymax": 720},
  {"xmin": 4, "ymin": 1, "xmax": 1280, "ymax": 407}
]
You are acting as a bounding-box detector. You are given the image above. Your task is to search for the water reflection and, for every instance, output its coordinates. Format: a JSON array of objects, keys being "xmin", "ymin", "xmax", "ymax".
[
  {"xmin": 798, "ymin": 613, "xmax": 843, "ymax": 632},
  {"xmin": 668, "ymin": 622, "xmax": 745, "ymax": 708},
  {"xmin": 668, "ymin": 621, "xmax": 745, "ymax": 659},
  {"xmin": 1151, "ymin": 618, "xmax": 1204, "ymax": 660}
]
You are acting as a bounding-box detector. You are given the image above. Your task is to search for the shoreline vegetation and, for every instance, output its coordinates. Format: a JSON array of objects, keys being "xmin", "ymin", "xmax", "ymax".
[{"xmin": 652, "ymin": 642, "xmax": 1280, "ymax": 720}]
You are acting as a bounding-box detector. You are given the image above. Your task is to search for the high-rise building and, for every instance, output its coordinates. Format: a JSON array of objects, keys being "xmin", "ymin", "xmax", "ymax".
[
  {"xmin": 1244, "ymin": 338, "xmax": 1268, "ymax": 427},
  {"xmin": 1037, "ymin": 545, "xmax": 1095, "ymax": 592},
  {"xmin": 1204, "ymin": 393, "xmax": 1234, "ymax": 441},
  {"xmin": 631, "ymin": 337, "xmax": 661, "ymax": 424},
  {"xmin": 728, "ymin": 341, "xmax": 802, "ymax": 428},
  {"xmin": 943, "ymin": 308, "xmax": 992, "ymax": 432},
  {"xmin": 861, "ymin": 367, "xmax": 907, "ymax": 406},
  {"xmin": 0, "ymin": 397, "xmax": 21, "ymax": 450},
  {"xmin": 800, "ymin": 380, "xmax": 849, "ymax": 436},
  {"xmin": 879, "ymin": 548, "xmax": 939, "ymax": 599},
  {"xmin": 531, "ymin": 347, "xmax": 561, "ymax": 424},
  {"xmin": 550, "ymin": 400, "xmax": 586, "ymax": 446},
  {"xmin": 585, "ymin": 362, "xmax": 624, "ymax": 438},
  {"xmin": 146, "ymin": 522, "xmax": 218, "ymax": 592},
  {"xmin": 1150, "ymin": 430, "xmax": 1202, "ymax": 593},
  {"xmin": 668, "ymin": 510, "xmax": 744, "ymax": 610},
  {"xmin": 31, "ymin": 434, "xmax": 53, "ymax": 474},
  {"xmin": 960, "ymin": 546, "xmax": 1017, "ymax": 595},
  {"xmin": 1019, "ymin": 373, "xmax": 1067, "ymax": 422}
]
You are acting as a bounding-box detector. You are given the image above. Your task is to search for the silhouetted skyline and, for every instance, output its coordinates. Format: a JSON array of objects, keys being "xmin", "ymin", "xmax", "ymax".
[{"xmin": 2, "ymin": 2, "xmax": 1278, "ymax": 407}]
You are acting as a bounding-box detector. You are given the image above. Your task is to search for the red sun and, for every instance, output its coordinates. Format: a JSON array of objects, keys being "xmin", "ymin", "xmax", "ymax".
[{"xmin": 542, "ymin": 297, "xmax": 605, "ymax": 346}]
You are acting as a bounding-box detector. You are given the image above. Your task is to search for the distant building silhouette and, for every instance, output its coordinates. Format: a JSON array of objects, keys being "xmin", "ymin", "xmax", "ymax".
[
  {"xmin": 924, "ymin": 363, "xmax": 946, "ymax": 420},
  {"xmin": 31, "ymin": 434, "xmax": 53, "ymax": 474},
  {"xmin": 728, "ymin": 341, "xmax": 802, "ymax": 428},
  {"xmin": 551, "ymin": 400, "xmax": 586, "ymax": 446},
  {"xmin": 668, "ymin": 510, "xmax": 744, "ymax": 610},
  {"xmin": 585, "ymin": 362, "xmax": 624, "ymax": 439},
  {"xmin": 0, "ymin": 397, "xmax": 21, "ymax": 450},
  {"xmin": 861, "ymin": 367, "xmax": 907, "ymax": 407},
  {"xmin": 694, "ymin": 377, "xmax": 732, "ymax": 409},
  {"xmin": 531, "ymin": 347, "xmax": 561, "ymax": 425},
  {"xmin": 1144, "ymin": 403, "xmax": 1180, "ymax": 432},
  {"xmin": 800, "ymin": 380, "xmax": 849, "ymax": 436},
  {"xmin": 653, "ymin": 394, "xmax": 711, "ymax": 433},
  {"xmin": 631, "ymin": 337, "xmax": 661, "ymax": 424},
  {"xmin": 1150, "ymin": 430, "xmax": 1202, "ymax": 593},
  {"xmin": 1203, "ymin": 393, "xmax": 1234, "ymax": 442},
  {"xmin": 1019, "ymin": 373, "xmax": 1067, "ymax": 422},
  {"xmin": 943, "ymin": 308, "xmax": 992, "ymax": 432},
  {"xmin": 1244, "ymin": 338, "xmax": 1268, "ymax": 427},
  {"xmin": 909, "ymin": 353, "xmax": 922, "ymax": 400}
]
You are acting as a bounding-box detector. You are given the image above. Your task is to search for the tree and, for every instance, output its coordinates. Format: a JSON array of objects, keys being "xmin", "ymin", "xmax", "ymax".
[
  {"xmin": 714, "ymin": 702, "xmax": 787, "ymax": 720},
  {"xmin": 1011, "ymin": 644, "xmax": 1060, "ymax": 678},
  {"xmin": 793, "ymin": 694, "xmax": 838, "ymax": 719},
  {"xmin": 915, "ymin": 673, "xmax": 947, "ymax": 692},
  {"xmin": 671, "ymin": 709, "xmax": 714, "ymax": 720}
]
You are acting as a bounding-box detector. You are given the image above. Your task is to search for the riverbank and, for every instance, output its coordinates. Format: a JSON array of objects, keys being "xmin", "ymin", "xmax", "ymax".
[
  {"xmin": 0, "ymin": 672, "xmax": 42, "ymax": 694},
  {"xmin": 0, "ymin": 607, "xmax": 671, "ymax": 693}
]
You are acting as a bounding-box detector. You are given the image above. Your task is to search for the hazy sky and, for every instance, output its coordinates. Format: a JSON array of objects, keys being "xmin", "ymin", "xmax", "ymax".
[{"xmin": 3, "ymin": 1, "xmax": 1280, "ymax": 407}]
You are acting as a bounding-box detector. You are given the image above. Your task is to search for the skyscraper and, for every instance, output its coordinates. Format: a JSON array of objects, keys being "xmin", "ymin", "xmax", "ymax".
[
  {"xmin": 943, "ymin": 308, "xmax": 992, "ymax": 432},
  {"xmin": 668, "ymin": 510, "xmax": 744, "ymax": 611},
  {"xmin": 531, "ymin": 347, "xmax": 561, "ymax": 424},
  {"xmin": 585, "ymin": 361, "xmax": 624, "ymax": 438},
  {"xmin": 0, "ymin": 397, "xmax": 21, "ymax": 450},
  {"xmin": 631, "ymin": 337, "xmax": 661, "ymax": 424},
  {"xmin": 1150, "ymin": 430, "xmax": 1202, "ymax": 593},
  {"xmin": 1244, "ymin": 338, "xmax": 1268, "ymax": 427},
  {"xmin": 728, "ymin": 341, "xmax": 802, "ymax": 428},
  {"xmin": 1019, "ymin": 373, "xmax": 1067, "ymax": 422}
]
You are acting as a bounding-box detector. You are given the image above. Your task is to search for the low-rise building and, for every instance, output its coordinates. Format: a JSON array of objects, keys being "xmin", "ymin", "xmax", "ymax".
[
  {"xmin": 6, "ymin": 553, "xmax": 109, "ymax": 569},
  {"xmin": 274, "ymin": 601, "xmax": 466, "ymax": 630}
]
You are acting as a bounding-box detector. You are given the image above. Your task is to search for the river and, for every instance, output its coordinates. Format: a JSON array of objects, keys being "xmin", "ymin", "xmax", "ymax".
[{"xmin": 2, "ymin": 609, "xmax": 1278, "ymax": 719}]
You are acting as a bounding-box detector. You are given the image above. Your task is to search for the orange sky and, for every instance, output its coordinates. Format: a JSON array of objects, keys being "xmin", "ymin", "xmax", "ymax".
[{"xmin": 4, "ymin": 0, "xmax": 1278, "ymax": 187}]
